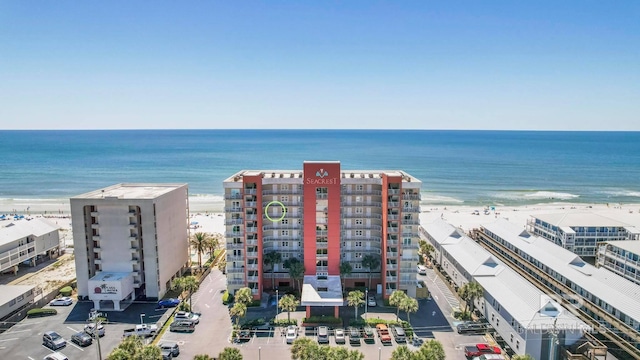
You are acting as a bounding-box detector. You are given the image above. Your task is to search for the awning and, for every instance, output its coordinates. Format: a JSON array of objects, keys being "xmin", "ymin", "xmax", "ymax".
[{"xmin": 300, "ymin": 275, "xmax": 344, "ymax": 307}]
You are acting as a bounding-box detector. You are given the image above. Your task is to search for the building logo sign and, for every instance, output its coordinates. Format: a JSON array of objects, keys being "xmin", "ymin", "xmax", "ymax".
[
  {"xmin": 316, "ymin": 169, "xmax": 329, "ymax": 178},
  {"xmin": 94, "ymin": 284, "xmax": 118, "ymax": 295}
]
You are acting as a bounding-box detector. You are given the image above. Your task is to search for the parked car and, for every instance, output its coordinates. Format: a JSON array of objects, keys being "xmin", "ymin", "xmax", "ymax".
[
  {"xmin": 84, "ymin": 323, "xmax": 105, "ymax": 337},
  {"xmin": 334, "ymin": 328, "xmax": 346, "ymax": 344},
  {"xmin": 348, "ymin": 327, "xmax": 361, "ymax": 345},
  {"xmin": 457, "ymin": 322, "xmax": 490, "ymax": 335},
  {"xmin": 43, "ymin": 352, "xmax": 69, "ymax": 360},
  {"xmin": 49, "ymin": 297, "xmax": 73, "ymax": 306},
  {"xmin": 362, "ymin": 326, "xmax": 376, "ymax": 344},
  {"xmin": 123, "ymin": 324, "xmax": 158, "ymax": 338},
  {"xmin": 376, "ymin": 324, "xmax": 392, "ymax": 344},
  {"xmin": 159, "ymin": 342, "xmax": 180, "ymax": 357},
  {"xmin": 174, "ymin": 311, "xmax": 200, "ymax": 324},
  {"xmin": 392, "ymin": 326, "xmax": 406, "ymax": 343},
  {"xmin": 367, "ymin": 296, "xmax": 377, "ymax": 307},
  {"xmin": 464, "ymin": 343, "xmax": 502, "ymax": 358},
  {"xmin": 160, "ymin": 348, "xmax": 173, "ymax": 360},
  {"xmin": 471, "ymin": 355, "xmax": 506, "ymax": 360},
  {"xmin": 285, "ymin": 325, "xmax": 298, "ymax": 344},
  {"xmin": 317, "ymin": 326, "xmax": 329, "ymax": 344},
  {"xmin": 70, "ymin": 331, "xmax": 92, "ymax": 347},
  {"xmin": 157, "ymin": 298, "xmax": 181, "ymax": 308},
  {"xmin": 43, "ymin": 331, "xmax": 67, "ymax": 350},
  {"xmin": 170, "ymin": 320, "xmax": 196, "ymax": 333},
  {"xmin": 417, "ymin": 265, "xmax": 427, "ymax": 275},
  {"xmin": 237, "ymin": 329, "xmax": 251, "ymax": 342}
]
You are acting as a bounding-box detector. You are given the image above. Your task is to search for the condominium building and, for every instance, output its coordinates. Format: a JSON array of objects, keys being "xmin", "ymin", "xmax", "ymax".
[
  {"xmin": 596, "ymin": 240, "xmax": 640, "ymax": 285},
  {"xmin": 0, "ymin": 218, "xmax": 60, "ymax": 274},
  {"xmin": 71, "ymin": 184, "xmax": 189, "ymax": 311},
  {"xmin": 527, "ymin": 212, "xmax": 640, "ymax": 257},
  {"xmin": 475, "ymin": 218, "xmax": 640, "ymax": 359},
  {"xmin": 223, "ymin": 161, "xmax": 421, "ymax": 316},
  {"xmin": 423, "ymin": 219, "xmax": 595, "ymax": 360}
]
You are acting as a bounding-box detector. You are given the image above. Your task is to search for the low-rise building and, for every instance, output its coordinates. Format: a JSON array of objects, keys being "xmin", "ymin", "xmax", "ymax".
[
  {"xmin": 71, "ymin": 183, "xmax": 190, "ymax": 310},
  {"xmin": 596, "ymin": 240, "xmax": 640, "ymax": 285},
  {"xmin": 0, "ymin": 218, "xmax": 61, "ymax": 274},
  {"xmin": 0, "ymin": 285, "xmax": 34, "ymax": 319}
]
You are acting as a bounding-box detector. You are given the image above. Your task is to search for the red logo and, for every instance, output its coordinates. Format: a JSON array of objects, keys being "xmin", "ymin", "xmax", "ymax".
[{"xmin": 94, "ymin": 287, "xmax": 102, "ymax": 294}]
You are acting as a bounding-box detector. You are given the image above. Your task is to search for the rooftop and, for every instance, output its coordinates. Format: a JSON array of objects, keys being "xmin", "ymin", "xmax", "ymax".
[
  {"xmin": 603, "ymin": 240, "xmax": 640, "ymax": 254},
  {"xmin": 482, "ymin": 218, "xmax": 640, "ymax": 323},
  {"xmin": 0, "ymin": 218, "xmax": 60, "ymax": 246},
  {"xmin": 532, "ymin": 212, "xmax": 633, "ymax": 228},
  {"xmin": 89, "ymin": 272, "xmax": 133, "ymax": 282},
  {"xmin": 301, "ymin": 275, "xmax": 344, "ymax": 307},
  {"xmin": 0, "ymin": 285, "xmax": 34, "ymax": 305},
  {"xmin": 72, "ymin": 183, "xmax": 187, "ymax": 200}
]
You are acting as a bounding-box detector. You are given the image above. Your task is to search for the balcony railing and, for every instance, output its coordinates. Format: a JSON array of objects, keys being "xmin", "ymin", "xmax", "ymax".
[
  {"xmin": 247, "ymin": 276, "xmax": 259, "ymax": 282},
  {"xmin": 244, "ymin": 189, "xmax": 257, "ymax": 195},
  {"xmin": 247, "ymin": 239, "xmax": 258, "ymax": 246},
  {"xmin": 386, "ymin": 276, "xmax": 397, "ymax": 282},
  {"xmin": 228, "ymin": 280, "xmax": 245, "ymax": 285},
  {"xmin": 387, "ymin": 215, "xmax": 399, "ymax": 220},
  {"xmin": 246, "ymin": 227, "xmax": 258, "ymax": 233},
  {"xmin": 225, "ymin": 219, "xmax": 243, "ymax": 225},
  {"xmin": 402, "ymin": 194, "xmax": 420, "ymax": 200},
  {"xmin": 246, "ymin": 252, "xmax": 259, "ymax": 258},
  {"xmin": 227, "ymin": 268, "xmax": 244, "ymax": 273},
  {"xmin": 225, "ymin": 193, "xmax": 242, "ymax": 199},
  {"xmin": 388, "ymin": 202, "xmax": 399, "ymax": 208},
  {"xmin": 245, "ymin": 214, "xmax": 257, "ymax": 220},
  {"xmin": 227, "ymin": 243, "xmax": 244, "ymax": 250},
  {"xmin": 386, "ymin": 263, "xmax": 397, "ymax": 270},
  {"xmin": 227, "ymin": 255, "xmax": 243, "ymax": 261},
  {"xmin": 226, "ymin": 231, "xmax": 244, "ymax": 237},
  {"xmin": 224, "ymin": 207, "xmax": 243, "ymax": 212},
  {"xmin": 246, "ymin": 263, "xmax": 258, "ymax": 270},
  {"xmin": 343, "ymin": 213, "xmax": 383, "ymax": 219},
  {"xmin": 387, "ymin": 189, "xmax": 400, "ymax": 194},
  {"xmin": 387, "ymin": 228, "xmax": 398, "ymax": 234},
  {"xmin": 387, "ymin": 252, "xmax": 398, "ymax": 257},
  {"xmin": 403, "ymin": 207, "xmax": 420, "ymax": 213},
  {"xmin": 342, "ymin": 189, "xmax": 383, "ymax": 196},
  {"xmin": 245, "ymin": 201, "xmax": 257, "ymax": 208}
]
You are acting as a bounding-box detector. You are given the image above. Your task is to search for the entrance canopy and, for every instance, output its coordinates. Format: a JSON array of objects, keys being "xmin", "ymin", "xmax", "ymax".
[{"xmin": 301, "ymin": 275, "xmax": 344, "ymax": 307}]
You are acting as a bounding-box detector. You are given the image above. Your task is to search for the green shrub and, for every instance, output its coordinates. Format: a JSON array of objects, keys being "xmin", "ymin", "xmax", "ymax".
[
  {"xmin": 59, "ymin": 286, "xmax": 73, "ymax": 296},
  {"xmin": 222, "ymin": 290, "xmax": 233, "ymax": 305},
  {"xmin": 273, "ymin": 319, "xmax": 297, "ymax": 326},
  {"xmin": 27, "ymin": 308, "xmax": 57, "ymax": 317},
  {"xmin": 178, "ymin": 302, "xmax": 191, "ymax": 312},
  {"xmin": 302, "ymin": 316, "xmax": 342, "ymax": 324},
  {"xmin": 247, "ymin": 299, "xmax": 261, "ymax": 307}
]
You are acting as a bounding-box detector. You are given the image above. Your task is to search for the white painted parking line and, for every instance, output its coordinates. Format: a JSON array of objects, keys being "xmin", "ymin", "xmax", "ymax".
[
  {"xmin": 4, "ymin": 329, "xmax": 30, "ymax": 334},
  {"xmin": 28, "ymin": 356, "xmax": 35, "ymax": 360},
  {"xmin": 66, "ymin": 326, "xmax": 79, "ymax": 332},
  {"xmin": 0, "ymin": 337, "xmax": 18, "ymax": 342},
  {"xmin": 209, "ymin": 289, "xmax": 213, "ymax": 293},
  {"xmin": 67, "ymin": 340, "xmax": 85, "ymax": 351},
  {"xmin": 204, "ymin": 303, "xmax": 210, "ymax": 308}
]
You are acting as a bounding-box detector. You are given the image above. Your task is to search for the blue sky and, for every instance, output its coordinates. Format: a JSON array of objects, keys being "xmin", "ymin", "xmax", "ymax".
[{"xmin": 1, "ymin": 1, "xmax": 638, "ymax": 130}]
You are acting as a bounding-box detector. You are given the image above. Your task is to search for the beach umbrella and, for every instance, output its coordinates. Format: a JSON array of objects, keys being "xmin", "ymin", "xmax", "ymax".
[{"xmin": 190, "ymin": 221, "xmax": 199, "ymax": 225}]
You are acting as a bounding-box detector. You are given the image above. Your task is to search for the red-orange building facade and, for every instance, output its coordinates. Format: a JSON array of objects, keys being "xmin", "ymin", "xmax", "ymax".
[{"xmin": 224, "ymin": 161, "xmax": 421, "ymax": 300}]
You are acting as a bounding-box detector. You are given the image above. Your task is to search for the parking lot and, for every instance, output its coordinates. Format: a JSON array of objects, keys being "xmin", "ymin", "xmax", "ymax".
[{"xmin": 0, "ymin": 299, "xmax": 171, "ymax": 360}]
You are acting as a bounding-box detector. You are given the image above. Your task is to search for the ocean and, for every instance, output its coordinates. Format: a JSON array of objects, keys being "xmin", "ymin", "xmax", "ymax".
[{"xmin": 1, "ymin": 130, "xmax": 639, "ymax": 206}]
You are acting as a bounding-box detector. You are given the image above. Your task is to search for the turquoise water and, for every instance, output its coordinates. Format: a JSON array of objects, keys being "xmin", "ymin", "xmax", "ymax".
[{"xmin": 0, "ymin": 130, "xmax": 639, "ymax": 205}]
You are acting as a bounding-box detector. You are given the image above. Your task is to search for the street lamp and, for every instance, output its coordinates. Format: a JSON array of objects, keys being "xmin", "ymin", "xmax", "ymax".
[
  {"xmin": 365, "ymin": 288, "xmax": 368, "ymax": 320},
  {"xmin": 378, "ymin": 347, "xmax": 381, "ymax": 360},
  {"xmin": 276, "ymin": 288, "xmax": 279, "ymax": 316},
  {"xmin": 259, "ymin": 346, "xmax": 262, "ymax": 360},
  {"xmin": 140, "ymin": 313, "xmax": 145, "ymax": 325}
]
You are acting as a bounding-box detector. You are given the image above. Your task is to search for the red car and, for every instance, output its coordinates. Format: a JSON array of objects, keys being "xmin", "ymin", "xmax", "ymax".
[{"xmin": 464, "ymin": 343, "xmax": 502, "ymax": 358}]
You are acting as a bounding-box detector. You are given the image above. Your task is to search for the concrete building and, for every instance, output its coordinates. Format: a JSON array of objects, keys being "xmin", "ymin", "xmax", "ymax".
[
  {"xmin": 223, "ymin": 161, "xmax": 421, "ymax": 316},
  {"xmin": 0, "ymin": 285, "xmax": 34, "ymax": 319},
  {"xmin": 475, "ymin": 218, "xmax": 640, "ymax": 359},
  {"xmin": 71, "ymin": 184, "xmax": 189, "ymax": 310},
  {"xmin": 423, "ymin": 219, "xmax": 593, "ymax": 360},
  {"xmin": 0, "ymin": 218, "xmax": 61, "ymax": 274},
  {"xmin": 527, "ymin": 212, "xmax": 640, "ymax": 258},
  {"xmin": 597, "ymin": 240, "xmax": 640, "ymax": 286}
]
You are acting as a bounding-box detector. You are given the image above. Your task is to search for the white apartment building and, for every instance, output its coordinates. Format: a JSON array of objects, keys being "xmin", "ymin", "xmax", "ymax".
[
  {"xmin": 0, "ymin": 285, "xmax": 35, "ymax": 319},
  {"xmin": 597, "ymin": 240, "xmax": 640, "ymax": 285},
  {"xmin": 527, "ymin": 212, "xmax": 640, "ymax": 257},
  {"xmin": 477, "ymin": 218, "xmax": 640, "ymax": 359},
  {"xmin": 423, "ymin": 219, "xmax": 591, "ymax": 360},
  {"xmin": 0, "ymin": 218, "xmax": 60, "ymax": 274},
  {"xmin": 71, "ymin": 184, "xmax": 189, "ymax": 311}
]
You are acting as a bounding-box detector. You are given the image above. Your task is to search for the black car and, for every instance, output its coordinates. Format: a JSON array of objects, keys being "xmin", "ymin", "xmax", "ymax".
[
  {"xmin": 348, "ymin": 327, "xmax": 360, "ymax": 345},
  {"xmin": 71, "ymin": 331, "xmax": 93, "ymax": 347},
  {"xmin": 456, "ymin": 322, "xmax": 489, "ymax": 334},
  {"xmin": 237, "ymin": 329, "xmax": 252, "ymax": 342}
]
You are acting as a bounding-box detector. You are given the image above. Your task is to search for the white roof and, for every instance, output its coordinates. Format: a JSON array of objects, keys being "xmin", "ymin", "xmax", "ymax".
[
  {"xmin": 0, "ymin": 285, "xmax": 34, "ymax": 304},
  {"xmin": 604, "ymin": 240, "xmax": 640, "ymax": 255},
  {"xmin": 0, "ymin": 218, "xmax": 60, "ymax": 246},
  {"xmin": 532, "ymin": 212, "xmax": 631, "ymax": 228},
  {"xmin": 89, "ymin": 272, "xmax": 133, "ymax": 282},
  {"xmin": 483, "ymin": 218, "xmax": 640, "ymax": 323},
  {"xmin": 73, "ymin": 183, "xmax": 187, "ymax": 200},
  {"xmin": 425, "ymin": 219, "xmax": 587, "ymax": 330},
  {"xmin": 301, "ymin": 275, "xmax": 344, "ymax": 307}
]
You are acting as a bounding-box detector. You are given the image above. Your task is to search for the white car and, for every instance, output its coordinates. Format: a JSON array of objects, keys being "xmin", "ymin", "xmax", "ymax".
[
  {"xmin": 84, "ymin": 323, "xmax": 105, "ymax": 337},
  {"xmin": 285, "ymin": 325, "xmax": 297, "ymax": 344},
  {"xmin": 417, "ymin": 265, "xmax": 427, "ymax": 275},
  {"xmin": 367, "ymin": 296, "xmax": 377, "ymax": 307},
  {"xmin": 50, "ymin": 297, "xmax": 73, "ymax": 306},
  {"xmin": 174, "ymin": 311, "xmax": 200, "ymax": 324}
]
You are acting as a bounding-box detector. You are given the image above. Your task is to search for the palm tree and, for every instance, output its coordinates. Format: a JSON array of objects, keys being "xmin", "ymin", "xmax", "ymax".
[
  {"xmin": 172, "ymin": 275, "xmax": 199, "ymax": 309},
  {"xmin": 512, "ymin": 355, "xmax": 535, "ymax": 360},
  {"xmin": 390, "ymin": 345, "xmax": 413, "ymax": 360},
  {"xmin": 190, "ymin": 232, "xmax": 210, "ymax": 268},
  {"xmin": 389, "ymin": 290, "xmax": 408, "ymax": 321},
  {"xmin": 361, "ymin": 254, "xmax": 380, "ymax": 290},
  {"xmin": 230, "ymin": 302, "xmax": 247, "ymax": 327},
  {"xmin": 278, "ymin": 294, "xmax": 300, "ymax": 322},
  {"xmin": 332, "ymin": 347, "xmax": 365, "ymax": 360},
  {"xmin": 290, "ymin": 337, "xmax": 316, "ymax": 360},
  {"xmin": 458, "ymin": 281, "xmax": 483, "ymax": 314},
  {"xmin": 263, "ymin": 251, "xmax": 282, "ymax": 289},
  {"xmin": 218, "ymin": 347, "xmax": 243, "ymax": 360},
  {"xmin": 417, "ymin": 339, "xmax": 446, "ymax": 360},
  {"xmin": 133, "ymin": 345, "xmax": 162, "ymax": 360},
  {"xmin": 400, "ymin": 297, "xmax": 419, "ymax": 324},
  {"xmin": 217, "ymin": 258, "xmax": 227, "ymax": 273},
  {"xmin": 207, "ymin": 232, "xmax": 223, "ymax": 257},
  {"xmin": 234, "ymin": 287, "xmax": 253, "ymax": 306},
  {"xmin": 193, "ymin": 355, "xmax": 215, "ymax": 360},
  {"xmin": 347, "ymin": 290, "xmax": 365, "ymax": 320},
  {"xmin": 339, "ymin": 261, "xmax": 353, "ymax": 292},
  {"xmin": 419, "ymin": 240, "xmax": 434, "ymax": 262},
  {"xmin": 117, "ymin": 335, "xmax": 143, "ymax": 356},
  {"xmin": 106, "ymin": 349, "xmax": 130, "ymax": 360},
  {"xmin": 285, "ymin": 258, "xmax": 305, "ymax": 291}
]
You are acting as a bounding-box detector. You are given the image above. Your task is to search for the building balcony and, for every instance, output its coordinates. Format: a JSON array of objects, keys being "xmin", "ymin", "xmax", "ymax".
[
  {"xmin": 246, "ymin": 263, "xmax": 258, "ymax": 270},
  {"xmin": 387, "ymin": 189, "xmax": 400, "ymax": 195},
  {"xmin": 225, "ymin": 193, "xmax": 242, "ymax": 200},
  {"xmin": 402, "ymin": 194, "xmax": 420, "ymax": 200},
  {"xmin": 386, "ymin": 276, "xmax": 397, "ymax": 282},
  {"xmin": 263, "ymin": 224, "xmax": 302, "ymax": 231},
  {"xmin": 245, "ymin": 201, "xmax": 257, "ymax": 208},
  {"xmin": 225, "ymin": 219, "xmax": 243, "ymax": 225},
  {"xmin": 228, "ymin": 280, "xmax": 245, "ymax": 285},
  {"xmin": 400, "ymin": 279, "xmax": 416, "ymax": 285},
  {"xmin": 341, "ymin": 224, "xmax": 383, "ymax": 231},
  {"xmin": 388, "ymin": 228, "xmax": 398, "ymax": 234},
  {"xmin": 388, "ymin": 202, "xmax": 399, "ymax": 208},
  {"xmin": 227, "ymin": 243, "xmax": 244, "ymax": 249},
  {"xmin": 317, "ymin": 242, "xmax": 328, "ymax": 249},
  {"xmin": 387, "ymin": 239, "xmax": 398, "ymax": 245},
  {"xmin": 262, "ymin": 189, "xmax": 301, "ymax": 195},
  {"xmin": 93, "ymin": 247, "xmax": 102, "ymax": 253},
  {"xmin": 94, "ymin": 259, "xmax": 102, "ymax": 264},
  {"xmin": 316, "ymin": 266, "xmax": 328, "ymax": 272},
  {"xmin": 91, "ymin": 223, "xmax": 100, "ymax": 229},
  {"xmin": 341, "ymin": 202, "xmax": 382, "ymax": 207},
  {"xmin": 247, "ymin": 276, "xmax": 259, "ymax": 282},
  {"xmin": 129, "ymin": 247, "xmax": 140, "ymax": 253},
  {"xmin": 403, "ymin": 207, "xmax": 420, "ymax": 213},
  {"xmin": 92, "ymin": 235, "xmax": 100, "ymax": 241},
  {"xmin": 227, "ymin": 255, "xmax": 244, "ymax": 261},
  {"xmin": 343, "ymin": 213, "xmax": 383, "ymax": 219},
  {"xmin": 246, "ymin": 227, "xmax": 258, "ymax": 233},
  {"xmin": 246, "ymin": 252, "xmax": 259, "ymax": 258},
  {"xmin": 386, "ymin": 263, "xmax": 397, "ymax": 270},
  {"xmin": 264, "ymin": 272, "xmax": 291, "ymax": 278},
  {"xmin": 251, "ymin": 289, "xmax": 259, "ymax": 295},
  {"xmin": 401, "ymin": 219, "xmax": 419, "ymax": 225},
  {"xmin": 130, "ymin": 257, "xmax": 139, "ymax": 263},
  {"xmin": 224, "ymin": 207, "xmax": 243, "ymax": 212},
  {"xmin": 227, "ymin": 267, "xmax": 244, "ymax": 273},
  {"xmin": 342, "ymin": 189, "xmax": 382, "ymax": 196},
  {"xmin": 226, "ymin": 231, "xmax": 244, "ymax": 237},
  {"xmin": 387, "ymin": 252, "xmax": 398, "ymax": 257},
  {"xmin": 316, "ymin": 230, "xmax": 328, "ymax": 236},
  {"xmin": 387, "ymin": 215, "xmax": 399, "ymax": 220},
  {"xmin": 243, "ymin": 188, "xmax": 257, "ymax": 194}
]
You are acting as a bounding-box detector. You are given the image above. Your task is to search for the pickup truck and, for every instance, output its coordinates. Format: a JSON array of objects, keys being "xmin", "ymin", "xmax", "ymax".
[
  {"xmin": 464, "ymin": 343, "xmax": 502, "ymax": 358},
  {"xmin": 123, "ymin": 324, "xmax": 158, "ymax": 338},
  {"xmin": 376, "ymin": 324, "xmax": 392, "ymax": 344}
]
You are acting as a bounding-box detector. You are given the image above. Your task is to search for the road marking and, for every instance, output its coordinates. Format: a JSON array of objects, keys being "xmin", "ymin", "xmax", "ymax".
[
  {"xmin": 149, "ymin": 314, "xmax": 162, "ymax": 319},
  {"xmin": 66, "ymin": 340, "xmax": 85, "ymax": 351},
  {"xmin": 0, "ymin": 338, "xmax": 18, "ymax": 342},
  {"xmin": 28, "ymin": 357, "xmax": 35, "ymax": 360},
  {"xmin": 67, "ymin": 326, "xmax": 79, "ymax": 332},
  {"xmin": 4, "ymin": 329, "xmax": 30, "ymax": 334},
  {"xmin": 204, "ymin": 303, "xmax": 210, "ymax": 308},
  {"xmin": 209, "ymin": 289, "xmax": 213, "ymax": 293}
]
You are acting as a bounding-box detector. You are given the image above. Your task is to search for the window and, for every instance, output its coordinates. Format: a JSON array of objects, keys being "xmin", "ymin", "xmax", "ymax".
[
  {"xmin": 356, "ymin": 196, "xmax": 362, "ymax": 203},
  {"xmin": 510, "ymin": 334, "xmax": 514, "ymax": 342},
  {"xmin": 282, "ymin": 230, "xmax": 289, "ymax": 236},
  {"xmin": 281, "ymin": 241, "xmax": 289, "ymax": 247},
  {"xmin": 316, "ymin": 249, "xmax": 328, "ymax": 255},
  {"xmin": 355, "ymin": 241, "xmax": 363, "ymax": 247},
  {"xmin": 280, "ymin": 184, "xmax": 289, "ymax": 190},
  {"xmin": 281, "ymin": 196, "xmax": 289, "ymax": 202},
  {"xmin": 354, "ymin": 263, "xmax": 363, "ymax": 270},
  {"xmin": 355, "ymin": 230, "xmax": 363, "ymax": 236},
  {"xmin": 282, "ymin": 219, "xmax": 289, "ymax": 225},
  {"xmin": 403, "ymin": 238, "xmax": 412, "ymax": 245},
  {"xmin": 355, "ymin": 252, "xmax": 363, "ymax": 259},
  {"xmin": 355, "ymin": 219, "xmax": 363, "ymax": 225},
  {"xmin": 356, "ymin": 185, "xmax": 363, "ymax": 191},
  {"xmin": 496, "ymin": 319, "xmax": 500, "ymax": 326},
  {"xmin": 516, "ymin": 340, "xmax": 520, "ymax": 350},
  {"xmin": 355, "ymin": 207, "xmax": 363, "ymax": 214}
]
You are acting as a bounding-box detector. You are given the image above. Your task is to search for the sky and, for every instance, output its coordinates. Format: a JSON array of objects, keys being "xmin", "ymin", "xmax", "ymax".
[{"xmin": 1, "ymin": 1, "xmax": 638, "ymax": 130}]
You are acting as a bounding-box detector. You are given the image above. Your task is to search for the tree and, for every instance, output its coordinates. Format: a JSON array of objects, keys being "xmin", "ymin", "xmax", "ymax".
[
  {"xmin": 416, "ymin": 339, "xmax": 445, "ymax": 360},
  {"xmin": 390, "ymin": 345, "xmax": 414, "ymax": 360},
  {"xmin": 458, "ymin": 281, "xmax": 483, "ymax": 314},
  {"xmin": 399, "ymin": 296, "xmax": 419, "ymax": 324},
  {"xmin": 347, "ymin": 290, "xmax": 365, "ymax": 320},
  {"xmin": 190, "ymin": 232, "xmax": 210, "ymax": 268},
  {"xmin": 218, "ymin": 257, "xmax": 227, "ymax": 273},
  {"xmin": 332, "ymin": 347, "xmax": 365, "ymax": 360},
  {"xmin": 133, "ymin": 345, "xmax": 162, "ymax": 360},
  {"xmin": 230, "ymin": 302, "xmax": 247, "ymax": 327},
  {"xmin": 389, "ymin": 290, "xmax": 408, "ymax": 321},
  {"xmin": 107, "ymin": 349, "xmax": 130, "ymax": 360},
  {"xmin": 279, "ymin": 294, "xmax": 300, "ymax": 322},
  {"xmin": 285, "ymin": 258, "xmax": 305, "ymax": 291},
  {"xmin": 291, "ymin": 337, "xmax": 317, "ymax": 360},
  {"xmin": 107, "ymin": 336, "xmax": 162, "ymax": 360},
  {"xmin": 193, "ymin": 355, "xmax": 215, "ymax": 360},
  {"xmin": 339, "ymin": 261, "xmax": 353, "ymax": 292},
  {"xmin": 218, "ymin": 347, "xmax": 243, "ymax": 360},
  {"xmin": 264, "ymin": 251, "xmax": 282, "ymax": 289},
  {"xmin": 172, "ymin": 275, "xmax": 199, "ymax": 309},
  {"xmin": 207, "ymin": 232, "xmax": 223, "ymax": 257},
  {"xmin": 234, "ymin": 287, "xmax": 253, "ymax": 306},
  {"xmin": 361, "ymin": 254, "xmax": 380, "ymax": 290},
  {"xmin": 419, "ymin": 240, "xmax": 434, "ymax": 264},
  {"xmin": 512, "ymin": 355, "xmax": 535, "ymax": 360}
]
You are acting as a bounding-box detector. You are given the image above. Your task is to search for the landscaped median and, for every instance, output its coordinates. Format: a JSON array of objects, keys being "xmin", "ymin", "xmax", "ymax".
[{"xmin": 26, "ymin": 308, "xmax": 57, "ymax": 318}]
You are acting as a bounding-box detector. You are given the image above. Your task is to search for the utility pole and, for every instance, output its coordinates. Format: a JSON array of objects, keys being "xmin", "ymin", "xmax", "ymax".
[{"xmin": 89, "ymin": 309, "xmax": 103, "ymax": 360}]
